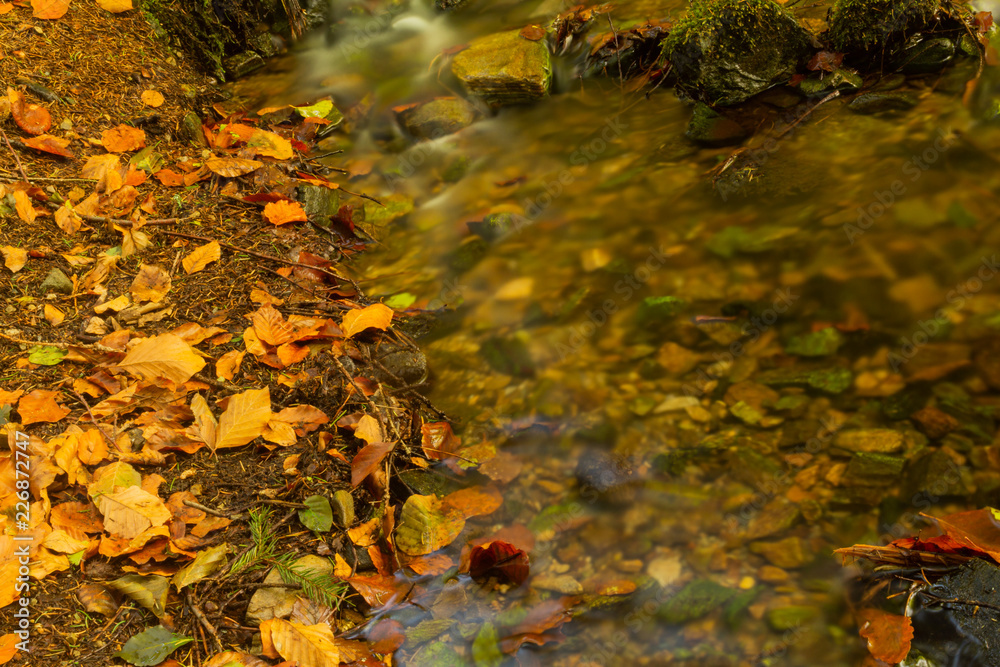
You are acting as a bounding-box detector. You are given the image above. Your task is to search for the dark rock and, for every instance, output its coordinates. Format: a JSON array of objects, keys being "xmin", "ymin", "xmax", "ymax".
[
  {"xmin": 757, "ymin": 367, "xmax": 853, "ymax": 394},
  {"xmin": 910, "ymin": 406, "xmax": 960, "ymax": 439},
  {"xmin": 372, "ymin": 343, "xmax": 428, "ymax": 386},
  {"xmin": 178, "ymin": 111, "xmax": 208, "ymax": 147},
  {"xmin": 662, "ymin": 0, "xmax": 812, "ymax": 106},
  {"xmin": 480, "ymin": 334, "xmax": 534, "ymax": 377},
  {"xmin": 848, "ymin": 92, "xmax": 918, "ymax": 114},
  {"xmin": 845, "ymin": 451, "xmax": 906, "ymax": 483},
  {"xmin": 394, "ymin": 97, "xmax": 482, "ymax": 140},
  {"xmin": 903, "ymin": 449, "xmax": 967, "ymax": 499},
  {"xmin": 298, "ymin": 184, "xmax": 340, "ymax": 223},
  {"xmin": 829, "ymin": 0, "xmax": 939, "ymax": 53},
  {"xmin": 451, "ymin": 31, "xmax": 551, "ymax": 107},
  {"xmin": 684, "ymin": 103, "xmax": 747, "ymax": 146},
  {"xmin": 223, "ymin": 51, "xmax": 266, "ymax": 79},
  {"xmin": 39, "ymin": 268, "xmax": 73, "ymax": 295},
  {"xmin": 895, "ymin": 36, "xmax": 955, "ymax": 73}
]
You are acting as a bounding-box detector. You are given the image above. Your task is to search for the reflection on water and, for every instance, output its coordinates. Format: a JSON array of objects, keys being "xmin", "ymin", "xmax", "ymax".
[{"xmin": 235, "ymin": 0, "xmax": 1000, "ymax": 663}]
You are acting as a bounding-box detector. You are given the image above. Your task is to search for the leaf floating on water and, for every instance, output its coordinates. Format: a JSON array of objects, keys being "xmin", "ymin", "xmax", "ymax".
[
  {"xmin": 395, "ymin": 494, "xmax": 465, "ymax": 556},
  {"xmin": 856, "ymin": 608, "xmax": 913, "ymax": 664},
  {"xmin": 293, "ymin": 99, "xmax": 335, "ymax": 118},
  {"xmin": 520, "ymin": 25, "xmax": 546, "ymax": 41},
  {"xmin": 114, "ymin": 625, "xmax": 192, "ymax": 666},
  {"xmin": 468, "ymin": 541, "xmax": 529, "ymax": 585}
]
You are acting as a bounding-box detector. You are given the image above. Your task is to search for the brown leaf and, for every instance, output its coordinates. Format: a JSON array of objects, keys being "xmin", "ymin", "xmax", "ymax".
[
  {"xmin": 421, "ymin": 421, "xmax": 460, "ymax": 460},
  {"xmin": 76, "ymin": 583, "xmax": 118, "ymax": 616},
  {"xmin": 468, "ymin": 540, "xmax": 529, "ymax": 585},
  {"xmin": 102, "ymin": 125, "xmax": 146, "ymax": 153},
  {"xmin": 342, "ymin": 303, "xmax": 393, "ymax": 338},
  {"xmin": 205, "ymin": 157, "xmax": 262, "ymax": 177},
  {"xmin": 130, "ymin": 263, "xmax": 171, "ymax": 302},
  {"xmin": 351, "ymin": 441, "xmax": 395, "ymax": 487},
  {"xmin": 82, "ymin": 154, "xmax": 121, "ymax": 180},
  {"xmin": 251, "ymin": 304, "xmax": 295, "ymax": 346},
  {"xmin": 181, "ymin": 240, "xmax": 221, "ymax": 274},
  {"xmin": 54, "ymin": 204, "xmax": 82, "ymax": 235},
  {"xmin": 154, "ymin": 168, "xmax": 185, "ymax": 186},
  {"xmin": 264, "ymin": 200, "xmax": 308, "ymax": 226},
  {"xmin": 140, "ymin": 90, "xmax": 164, "ymax": 107},
  {"xmin": 520, "ymin": 25, "xmax": 546, "ymax": 40},
  {"xmin": 354, "ymin": 414, "xmax": 382, "ymax": 445},
  {"xmin": 215, "ymin": 350, "xmax": 245, "ymax": 382},
  {"xmin": 856, "ymin": 608, "xmax": 913, "ymax": 664}
]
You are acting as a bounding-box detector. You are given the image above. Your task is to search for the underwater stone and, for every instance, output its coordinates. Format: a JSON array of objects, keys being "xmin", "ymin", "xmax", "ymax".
[
  {"xmin": 662, "ymin": 0, "xmax": 812, "ymax": 106},
  {"xmin": 223, "ymin": 51, "xmax": 266, "ymax": 79},
  {"xmin": 834, "ymin": 429, "xmax": 905, "ymax": 454},
  {"xmin": 451, "ymin": 30, "xmax": 552, "ymax": 107},
  {"xmin": 848, "ymin": 91, "xmax": 919, "ymax": 114},
  {"xmin": 394, "ymin": 97, "xmax": 482, "ymax": 140},
  {"xmin": 684, "ymin": 102, "xmax": 747, "ymax": 146},
  {"xmin": 895, "ymin": 36, "xmax": 955, "ymax": 73},
  {"xmin": 829, "ymin": 0, "xmax": 940, "ymax": 53}
]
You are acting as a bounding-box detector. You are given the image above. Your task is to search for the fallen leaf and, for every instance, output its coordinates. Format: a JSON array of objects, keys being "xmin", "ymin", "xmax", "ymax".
[
  {"xmin": 18, "ymin": 389, "xmax": 70, "ymax": 424},
  {"xmin": 342, "ymin": 303, "xmax": 393, "ymax": 337},
  {"xmin": 55, "ymin": 204, "xmax": 82, "ymax": 234},
  {"xmin": 215, "ymin": 350, "xmax": 245, "ymax": 381},
  {"xmin": 76, "ymin": 583, "xmax": 117, "ymax": 617},
  {"xmin": 113, "ymin": 625, "xmax": 191, "ymax": 665},
  {"xmin": 96, "ymin": 485, "xmax": 172, "ymax": 539},
  {"xmin": 97, "ymin": 0, "xmax": 132, "ymax": 12},
  {"xmin": 395, "ymin": 494, "xmax": 465, "ymax": 556},
  {"xmin": 7, "ymin": 88, "xmax": 50, "ymax": 134},
  {"xmin": 154, "ymin": 169, "xmax": 185, "ymax": 186},
  {"xmin": 31, "ymin": 0, "xmax": 69, "ymax": 18},
  {"xmin": 171, "ymin": 543, "xmax": 228, "ymax": 590},
  {"xmin": 82, "ymin": 153, "xmax": 121, "ymax": 180},
  {"xmin": 0, "ymin": 634, "xmax": 18, "ymax": 664},
  {"xmin": 181, "ymin": 240, "xmax": 221, "ymax": 274},
  {"xmin": 351, "ymin": 441, "xmax": 395, "ymax": 488},
  {"xmin": 213, "ymin": 387, "xmax": 271, "ymax": 450},
  {"xmin": 354, "ymin": 414, "xmax": 382, "ymax": 445},
  {"xmin": 13, "ymin": 190, "xmax": 37, "ymax": 224},
  {"xmin": 468, "ymin": 541, "xmax": 529, "ymax": 585},
  {"xmin": 246, "ymin": 129, "xmax": 294, "ymax": 160},
  {"xmin": 22, "ymin": 133, "xmax": 74, "ymax": 158},
  {"xmin": 264, "ymin": 200, "xmax": 308, "ymax": 226},
  {"xmin": 520, "ymin": 25, "xmax": 546, "ymax": 40},
  {"xmin": 205, "ymin": 157, "xmax": 262, "ymax": 177},
  {"xmin": 856, "ymin": 608, "xmax": 913, "ymax": 664},
  {"xmin": 114, "ymin": 333, "xmax": 206, "ymax": 383},
  {"xmin": 130, "ymin": 263, "xmax": 171, "ymax": 302},
  {"xmin": 102, "ymin": 124, "xmax": 146, "ymax": 153},
  {"xmin": 44, "ymin": 304, "xmax": 65, "ymax": 325},
  {"xmin": 1, "ymin": 246, "xmax": 27, "ymax": 272},
  {"xmin": 141, "ymin": 90, "xmax": 164, "ymax": 107},
  {"xmin": 421, "ymin": 421, "xmax": 460, "ymax": 460}
]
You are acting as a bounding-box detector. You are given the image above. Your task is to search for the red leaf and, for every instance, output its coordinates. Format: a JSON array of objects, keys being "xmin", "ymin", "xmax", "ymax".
[
  {"xmin": 351, "ymin": 441, "xmax": 395, "ymax": 487},
  {"xmin": 366, "ymin": 619, "xmax": 405, "ymax": 654},
  {"xmin": 926, "ymin": 508, "xmax": 1000, "ymax": 562},
  {"xmin": 807, "ymin": 51, "xmax": 844, "ymax": 72},
  {"xmin": 976, "ymin": 11, "xmax": 994, "ymax": 34},
  {"xmin": 468, "ymin": 540, "xmax": 529, "ymax": 585},
  {"xmin": 856, "ymin": 608, "xmax": 913, "ymax": 664},
  {"xmin": 8, "ymin": 88, "xmax": 51, "ymax": 135}
]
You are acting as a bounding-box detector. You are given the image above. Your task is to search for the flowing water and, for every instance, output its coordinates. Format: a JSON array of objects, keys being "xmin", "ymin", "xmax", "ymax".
[{"xmin": 233, "ymin": 1, "xmax": 1000, "ymax": 663}]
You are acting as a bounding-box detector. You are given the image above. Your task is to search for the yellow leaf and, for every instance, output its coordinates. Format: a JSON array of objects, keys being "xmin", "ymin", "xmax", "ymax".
[
  {"xmin": 114, "ymin": 333, "xmax": 206, "ymax": 383},
  {"xmin": 81, "ymin": 153, "xmax": 121, "ymax": 180},
  {"xmin": 342, "ymin": 303, "xmax": 393, "ymax": 337},
  {"xmin": 354, "ymin": 414, "xmax": 382, "ymax": 445},
  {"xmin": 130, "ymin": 263, "xmax": 171, "ymax": 302},
  {"xmin": 213, "ymin": 387, "xmax": 271, "ymax": 450},
  {"xmin": 190, "ymin": 393, "xmax": 218, "ymax": 449},
  {"xmin": 96, "ymin": 0, "xmax": 131, "ymax": 12},
  {"xmin": 247, "ymin": 129, "xmax": 294, "ymax": 160},
  {"xmin": 215, "ymin": 350, "xmax": 245, "ymax": 382},
  {"xmin": 1, "ymin": 246, "xmax": 27, "ymax": 272},
  {"xmin": 182, "ymin": 240, "xmax": 221, "ymax": 274},
  {"xmin": 262, "ymin": 619, "xmax": 346, "ymax": 667},
  {"xmin": 31, "ymin": 0, "xmax": 68, "ymax": 19},
  {"xmin": 13, "ymin": 190, "xmax": 36, "ymax": 224},
  {"xmin": 395, "ymin": 494, "xmax": 464, "ymax": 556},
  {"xmin": 44, "ymin": 304, "xmax": 65, "ymax": 326},
  {"xmin": 205, "ymin": 157, "xmax": 262, "ymax": 177},
  {"xmin": 140, "ymin": 90, "xmax": 164, "ymax": 107},
  {"xmin": 95, "ymin": 486, "xmax": 172, "ymax": 539},
  {"xmin": 55, "ymin": 204, "xmax": 82, "ymax": 235}
]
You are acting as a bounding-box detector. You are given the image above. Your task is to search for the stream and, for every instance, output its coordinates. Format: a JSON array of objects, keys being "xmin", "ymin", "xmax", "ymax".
[{"xmin": 231, "ymin": 0, "xmax": 1000, "ymax": 664}]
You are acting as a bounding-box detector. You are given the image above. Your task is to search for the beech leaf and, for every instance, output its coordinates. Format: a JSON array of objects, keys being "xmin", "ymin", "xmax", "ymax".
[
  {"xmin": 213, "ymin": 387, "xmax": 271, "ymax": 450},
  {"xmin": 342, "ymin": 303, "xmax": 393, "ymax": 338},
  {"xmin": 114, "ymin": 625, "xmax": 192, "ymax": 666},
  {"xmin": 298, "ymin": 495, "xmax": 333, "ymax": 532},
  {"xmin": 856, "ymin": 608, "xmax": 913, "ymax": 664},
  {"xmin": 114, "ymin": 333, "xmax": 206, "ymax": 383}
]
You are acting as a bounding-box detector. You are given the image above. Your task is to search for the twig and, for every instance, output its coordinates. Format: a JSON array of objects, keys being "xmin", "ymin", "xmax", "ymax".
[
  {"xmin": 183, "ymin": 499, "xmax": 243, "ymax": 520},
  {"xmin": 69, "ymin": 389, "xmax": 118, "ymax": 448},
  {"xmin": 1, "ymin": 129, "xmax": 29, "ymax": 182},
  {"xmin": 607, "ymin": 14, "xmax": 625, "ymax": 88},
  {"xmin": 186, "ymin": 590, "xmax": 224, "ymax": 652}
]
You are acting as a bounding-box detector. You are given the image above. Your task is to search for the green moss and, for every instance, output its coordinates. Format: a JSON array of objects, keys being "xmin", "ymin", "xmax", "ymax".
[
  {"xmin": 829, "ymin": 0, "xmax": 939, "ymax": 52},
  {"xmin": 663, "ymin": 0, "xmax": 798, "ymax": 61}
]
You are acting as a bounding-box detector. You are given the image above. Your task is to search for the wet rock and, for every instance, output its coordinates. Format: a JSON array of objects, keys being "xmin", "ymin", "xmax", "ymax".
[
  {"xmin": 834, "ymin": 428, "xmax": 905, "ymax": 454},
  {"xmin": 684, "ymin": 103, "xmax": 747, "ymax": 147},
  {"xmin": 749, "ymin": 536, "xmax": 810, "ymax": 568},
  {"xmin": 657, "ymin": 579, "xmax": 736, "ymax": 623},
  {"xmin": 910, "ymin": 406, "xmax": 959, "ymax": 439},
  {"xmin": 372, "ymin": 343, "xmax": 428, "ymax": 386},
  {"xmin": 451, "ymin": 30, "xmax": 551, "ymax": 107},
  {"xmin": 223, "ymin": 51, "xmax": 266, "ymax": 79},
  {"xmin": 39, "ymin": 268, "xmax": 73, "ymax": 295},
  {"xmin": 903, "ymin": 449, "xmax": 967, "ymax": 499},
  {"xmin": 757, "ymin": 367, "xmax": 853, "ymax": 394},
  {"xmin": 448, "ymin": 236, "xmax": 489, "ymax": 272},
  {"xmin": 467, "ymin": 212, "xmax": 517, "ymax": 243},
  {"xmin": 533, "ymin": 574, "xmax": 583, "ymax": 594},
  {"xmin": 895, "ymin": 36, "xmax": 955, "ymax": 73},
  {"xmin": 729, "ymin": 447, "xmax": 786, "ymax": 490},
  {"xmin": 178, "ymin": 111, "xmax": 208, "ymax": 147},
  {"xmin": 662, "ymin": 0, "xmax": 812, "ymax": 106},
  {"xmin": 766, "ymin": 604, "xmax": 819, "ymax": 631},
  {"xmin": 636, "ymin": 296, "xmax": 686, "ymax": 327},
  {"xmin": 798, "ymin": 68, "xmax": 863, "ymax": 95},
  {"xmin": 848, "ymin": 91, "xmax": 918, "ymax": 114},
  {"xmin": 973, "ymin": 336, "xmax": 1000, "ymax": 390},
  {"xmin": 785, "ymin": 327, "xmax": 845, "ymax": 357},
  {"xmin": 575, "ymin": 449, "xmax": 636, "ymax": 503},
  {"xmin": 882, "ymin": 386, "xmax": 929, "ymax": 420},
  {"xmin": 829, "ymin": 0, "xmax": 939, "ymax": 53},
  {"xmin": 435, "ymin": 0, "xmax": 470, "ymax": 9},
  {"xmin": 480, "ymin": 334, "xmax": 534, "ymax": 377},
  {"xmin": 298, "ymin": 184, "xmax": 340, "ymax": 223},
  {"xmin": 746, "ymin": 498, "xmax": 800, "ymax": 540},
  {"xmin": 394, "ymin": 97, "xmax": 482, "ymax": 140},
  {"xmin": 845, "ymin": 451, "xmax": 906, "ymax": 482}
]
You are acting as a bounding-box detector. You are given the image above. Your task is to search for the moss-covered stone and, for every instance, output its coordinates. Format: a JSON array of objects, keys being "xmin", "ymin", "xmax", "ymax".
[
  {"xmin": 685, "ymin": 102, "xmax": 747, "ymax": 146},
  {"xmin": 394, "ymin": 97, "xmax": 482, "ymax": 140},
  {"xmin": 662, "ymin": 0, "xmax": 812, "ymax": 105},
  {"xmin": 451, "ymin": 30, "xmax": 552, "ymax": 107},
  {"xmin": 828, "ymin": 0, "xmax": 939, "ymax": 53}
]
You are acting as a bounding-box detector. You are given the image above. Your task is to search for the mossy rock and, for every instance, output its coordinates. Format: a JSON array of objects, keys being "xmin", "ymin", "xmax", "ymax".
[
  {"xmin": 451, "ymin": 30, "xmax": 552, "ymax": 107},
  {"xmin": 662, "ymin": 0, "xmax": 812, "ymax": 105},
  {"xmin": 394, "ymin": 97, "xmax": 482, "ymax": 140},
  {"xmin": 828, "ymin": 0, "xmax": 940, "ymax": 53}
]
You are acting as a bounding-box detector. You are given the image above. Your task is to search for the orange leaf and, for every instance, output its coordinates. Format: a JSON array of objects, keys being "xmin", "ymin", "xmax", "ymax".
[
  {"xmin": 7, "ymin": 88, "xmax": 50, "ymax": 135},
  {"xmin": 341, "ymin": 303, "xmax": 393, "ymax": 337},
  {"xmin": 22, "ymin": 133, "xmax": 74, "ymax": 157},
  {"xmin": 81, "ymin": 153, "xmax": 121, "ymax": 180},
  {"xmin": 101, "ymin": 124, "xmax": 145, "ymax": 152},
  {"xmin": 31, "ymin": 0, "xmax": 68, "ymax": 19},
  {"xmin": 856, "ymin": 609, "xmax": 913, "ymax": 664},
  {"xmin": 0, "ymin": 4, "xmax": 13, "ymax": 14},
  {"xmin": 351, "ymin": 441, "xmax": 395, "ymax": 487},
  {"xmin": 421, "ymin": 421, "xmax": 460, "ymax": 460},
  {"xmin": 140, "ymin": 90, "xmax": 164, "ymax": 107},
  {"xmin": 520, "ymin": 25, "xmax": 546, "ymax": 41},
  {"xmin": 154, "ymin": 168, "xmax": 185, "ymax": 186},
  {"xmin": 18, "ymin": 389, "xmax": 70, "ymax": 424},
  {"xmin": 96, "ymin": 0, "xmax": 131, "ymax": 12},
  {"xmin": 205, "ymin": 157, "xmax": 262, "ymax": 177},
  {"xmin": 441, "ymin": 485, "xmax": 503, "ymax": 519},
  {"xmin": 0, "ymin": 634, "xmax": 19, "ymax": 664},
  {"xmin": 181, "ymin": 240, "xmax": 221, "ymax": 274},
  {"xmin": 264, "ymin": 200, "xmax": 308, "ymax": 226}
]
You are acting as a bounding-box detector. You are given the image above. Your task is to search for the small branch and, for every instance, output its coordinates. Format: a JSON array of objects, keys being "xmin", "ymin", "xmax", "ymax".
[
  {"xmin": 183, "ymin": 499, "xmax": 244, "ymax": 520},
  {"xmin": 1, "ymin": 129, "xmax": 29, "ymax": 182},
  {"xmin": 185, "ymin": 590, "xmax": 224, "ymax": 652}
]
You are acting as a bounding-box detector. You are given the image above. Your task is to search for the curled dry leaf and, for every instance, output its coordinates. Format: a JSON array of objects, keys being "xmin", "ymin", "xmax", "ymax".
[
  {"xmin": 181, "ymin": 240, "xmax": 221, "ymax": 274},
  {"xmin": 341, "ymin": 303, "xmax": 393, "ymax": 338},
  {"xmin": 44, "ymin": 304, "xmax": 65, "ymax": 326},
  {"xmin": 7, "ymin": 88, "xmax": 51, "ymax": 135},
  {"xmin": 215, "ymin": 350, "xmax": 245, "ymax": 382},
  {"xmin": 55, "ymin": 204, "xmax": 82, "ymax": 235},
  {"xmin": 351, "ymin": 441, "xmax": 395, "ymax": 488},
  {"xmin": 101, "ymin": 124, "xmax": 146, "ymax": 153},
  {"xmin": 263, "ymin": 200, "xmax": 308, "ymax": 226}
]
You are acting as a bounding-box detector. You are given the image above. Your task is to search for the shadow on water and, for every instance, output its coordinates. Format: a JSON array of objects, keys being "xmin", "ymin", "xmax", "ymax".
[{"xmin": 232, "ymin": 0, "xmax": 1000, "ymax": 663}]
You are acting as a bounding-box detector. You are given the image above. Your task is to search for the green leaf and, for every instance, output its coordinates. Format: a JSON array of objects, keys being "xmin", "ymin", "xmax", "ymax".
[
  {"xmin": 28, "ymin": 345, "xmax": 67, "ymax": 365},
  {"xmin": 384, "ymin": 292, "xmax": 417, "ymax": 309},
  {"xmin": 298, "ymin": 495, "xmax": 333, "ymax": 532},
  {"xmin": 114, "ymin": 625, "xmax": 193, "ymax": 666},
  {"xmin": 471, "ymin": 622, "xmax": 503, "ymax": 667},
  {"xmin": 172, "ymin": 543, "xmax": 228, "ymax": 591},
  {"xmin": 108, "ymin": 574, "xmax": 169, "ymax": 618}
]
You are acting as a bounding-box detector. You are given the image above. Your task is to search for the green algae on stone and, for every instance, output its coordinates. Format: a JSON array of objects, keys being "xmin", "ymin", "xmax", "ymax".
[
  {"xmin": 845, "ymin": 451, "xmax": 906, "ymax": 481},
  {"xmin": 658, "ymin": 579, "xmax": 737, "ymax": 623},
  {"xmin": 685, "ymin": 102, "xmax": 748, "ymax": 146},
  {"xmin": 637, "ymin": 296, "xmax": 687, "ymax": 326},
  {"xmin": 828, "ymin": 0, "xmax": 940, "ymax": 53},
  {"xmin": 451, "ymin": 31, "xmax": 551, "ymax": 107},
  {"xmin": 394, "ymin": 97, "xmax": 482, "ymax": 140},
  {"xmin": 766, "ymin": 604, "xmax": 820, "ymax": 631},
  {"xmin": 662, "ymin": 0, "xmax": 812, "ymax": 105},
  {"xmin": 785, "ymin": 327, "xmax": 845, "ymax": 357},
  {"xmin": 757, "ymin": 367, "xmax": 853, "ymax": 394}
]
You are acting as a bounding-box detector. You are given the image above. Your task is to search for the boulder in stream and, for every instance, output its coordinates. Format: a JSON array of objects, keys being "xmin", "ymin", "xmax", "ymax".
[
  {"xmin": 662, "ymin": 0, "xmax": 812, "ymax": 106},
  {"xmin": 451, "ymin": 30, "xmax": 552, "ymax": 107},
  {"xmin": 828, "ymin": 0, "xmax": 940, "ymax": 53},
  {"xmin": 394, "ymin": 97, "xmax": 483, "ymax": 139}
]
